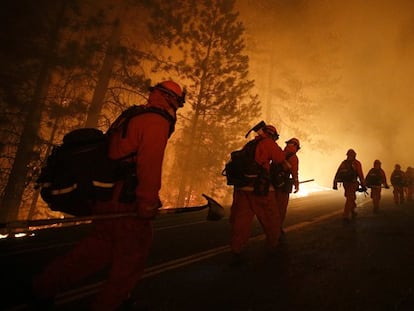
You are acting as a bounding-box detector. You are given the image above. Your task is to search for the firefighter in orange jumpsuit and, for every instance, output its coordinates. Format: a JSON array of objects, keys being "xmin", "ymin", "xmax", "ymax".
[
  {"xmin": 274, "ymin": 138, "xmax": 300, "ymax": 234},
  {"xmin": 31, "ymin": 81, "xmax": 185, "ymax": 311},
  {"xmin": 366, "ymin": 159, "xmax": 389, "ymax": 213},
  {"xmin": 333, "ymin": 149, "xmax": 366, "ymax": 222},
  {"xmin": 390, "ymin": 164, "xmax": 406, "ymax": 205},
  {"xmin": 230, "ymin": 125, "xmax": 286, "ymax": 263}
]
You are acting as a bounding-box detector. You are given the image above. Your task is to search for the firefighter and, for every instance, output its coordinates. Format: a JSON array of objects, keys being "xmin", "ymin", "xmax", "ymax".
[
  {"xmin": 229, "ymin": 124, "xmax": 286, "ymax": 264},
  {"xmin": 333, "ymin": 149, "xmax": 366, "ymax": 223},
  {"xmin": 31, "ymin": 80, "xmax": 185, "ymax": 311},
  {"xmin": 274, "ymin": 138, "xmax": 300, "ymax": 235},
  {"xmin": 390, "ymin": 164, "xmax": 406, "ymax": 205},
  {"xmin": 404, "ymin": 166, "xmax": 414, "ymax": 202},
  {"xmin": 366, "ymin": 159, "xmax": 389, "ymax": 213}
]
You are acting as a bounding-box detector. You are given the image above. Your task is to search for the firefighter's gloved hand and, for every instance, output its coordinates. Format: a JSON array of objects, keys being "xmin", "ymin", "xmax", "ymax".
[
  {"xmin": 294, "ymin": 182, "xmax": 299, "ymax": 193},
  {"xmin": 137, "ymin": 200, "xmax": 162, "ymax": 220}
]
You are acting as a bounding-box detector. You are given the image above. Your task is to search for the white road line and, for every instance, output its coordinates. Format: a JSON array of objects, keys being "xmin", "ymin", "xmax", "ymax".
[
  {"xmin": 6, "ymin": 208, "xmax": 344, "ymax": 310},
  {"xmin": 58, "ymin": 209, "xmax": 342, "ymax": 304}
]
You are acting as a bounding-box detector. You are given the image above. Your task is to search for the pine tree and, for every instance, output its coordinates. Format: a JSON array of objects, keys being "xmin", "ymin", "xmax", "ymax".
[
  {"xmin": 0, "ymin": 0, "xmax": 154, "ymax": 220},
  {"xmin": 0, "ymin": 0, "xmax": 71, "ymax": 222},
  {"xmin": 148, "ymin": 0, "xmax": 261, "ymax": 206}
]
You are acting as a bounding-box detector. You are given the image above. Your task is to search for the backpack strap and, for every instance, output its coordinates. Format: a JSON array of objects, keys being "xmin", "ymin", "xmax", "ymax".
[{"xmin": 107, "ymin": 105, "xmax": 176, "ymax": 139}]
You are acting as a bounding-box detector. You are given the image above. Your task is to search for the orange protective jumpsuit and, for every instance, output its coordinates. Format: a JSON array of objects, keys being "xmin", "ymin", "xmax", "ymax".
[
  {"xmin": 334, "ymin": 158, "xmax": 365, "ymax": 220},
  {"xmin": 367, "ymin": 167, "xmax": 388, "ymax": 213},
  {"xmin": 275, "ymin": 144, "xmax": 299, "ymax": 231},
  {"xmin": 230, "ymin": 135, "xmax": 285, "ymax": 254},
  {"xmin": 33, "ymin": 93, "xmax": 175, "ymax": 311}
]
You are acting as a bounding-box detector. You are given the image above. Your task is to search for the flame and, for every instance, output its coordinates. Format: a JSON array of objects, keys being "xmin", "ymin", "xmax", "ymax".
[
  {"xmin": 0, "ymin": 232, "xmax": 36, "ymax": 239},
  {"xmin": 291, "ymin": 182, "xmax": 331, "ymax": 198}
]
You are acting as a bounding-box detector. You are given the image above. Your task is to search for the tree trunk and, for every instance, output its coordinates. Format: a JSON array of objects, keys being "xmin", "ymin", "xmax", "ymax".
[
  {"xmin": 0, "ymin": 2, "xmax": 67, "ymax": 222},
  {"xmin": 175, "ymin": 108, "xmax": 202, "ymax": 207},
  {"xmin": 84, "ymin": 15, "xmax": 123, "ymax": 128},
  {"xmin": 27, "ymin": 116, "xmax": 60, "ymax": 220}
]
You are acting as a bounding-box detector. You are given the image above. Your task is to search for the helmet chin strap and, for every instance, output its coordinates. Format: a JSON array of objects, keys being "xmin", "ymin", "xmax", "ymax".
[{"xmin": 167, "ymin": 99, "xmax": 179, "ymax": 112}]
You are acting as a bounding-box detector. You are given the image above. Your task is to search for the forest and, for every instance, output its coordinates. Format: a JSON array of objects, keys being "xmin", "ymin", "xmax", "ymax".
[
  {"xmin": 0, "ymin": 0, "xmax": 262, "ymax": 222},
  {"xmin": 4, "ymin": 0, "xmax": 414, "ymax": 223}
]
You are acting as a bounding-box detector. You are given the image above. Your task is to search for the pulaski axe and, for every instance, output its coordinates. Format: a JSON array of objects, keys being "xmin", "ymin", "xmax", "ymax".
[
  {"xmin": 245, "ymin": 120, "xmax": 266, "ymax": 138},
  {"xmin": 0, "ymin": 194, "xmax": 225, "ymax": 230},
  {"xmin": 159, "ymin": 194, "xmax": 225, "ymax": 221}
]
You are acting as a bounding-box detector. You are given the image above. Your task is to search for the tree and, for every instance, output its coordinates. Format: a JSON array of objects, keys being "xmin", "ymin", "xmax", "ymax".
[
  {"xmin": 240, "ymin": 0, "xmax": 343, "ymax": 149},
  {"xmin": 0, "ymin": 0, "xmax": 70, "ymax": 222},
  {"xmin": 0, "ymin": 0, "xmax": 155, "ymax": 221},
  {"xmin": 147, "ymin": 0, "xmax": 261, "ymax": 206}
]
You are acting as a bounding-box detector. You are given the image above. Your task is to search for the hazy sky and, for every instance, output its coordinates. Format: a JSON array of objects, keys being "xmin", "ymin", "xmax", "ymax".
[{"xmin": 238, "ymin": 0, "xmax": 414, "ymax": 186}]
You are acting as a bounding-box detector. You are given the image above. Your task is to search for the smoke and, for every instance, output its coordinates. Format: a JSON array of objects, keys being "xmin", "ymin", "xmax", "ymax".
[{"xmin": 238, "ymin": 0, "xmax": 414, "ymax": 186}]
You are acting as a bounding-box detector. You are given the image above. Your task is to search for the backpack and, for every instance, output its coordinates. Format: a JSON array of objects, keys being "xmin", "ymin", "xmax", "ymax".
[
  {"xmin": 391, "ymin": 170, "xmax": 406, "ymax": 187},
  {"xmin": 335, "ymin": 160, "xmax": 357, "ymax": 183},
  {"xmin": 36, "ymin": 105, "xmax": 175, "ymax": 216},
  {"xmin": 366, "ymin": 168, "xmax": 382, "ymax": 188},
  {"xmin": 222, "ymin": 139, "xmax": 262, "ymax": 188}
]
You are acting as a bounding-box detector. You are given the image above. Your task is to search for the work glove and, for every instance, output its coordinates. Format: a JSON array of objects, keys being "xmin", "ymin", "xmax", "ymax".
[
  {"xmin": 137, "ymin": 199, "xmax": 162, "ymax": 220},
  {"xmin": 294, "ymin": 181, "xmax": 299, "ymax": 193}
]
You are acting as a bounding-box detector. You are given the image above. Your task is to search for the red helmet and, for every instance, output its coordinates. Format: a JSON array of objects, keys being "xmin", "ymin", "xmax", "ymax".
[
  {"xmin": 263, "ymin": 125, "xmax": 279, "ymax": 140},
  {"xmin": 286, "ymin": 137, "xmax": 301, "ymax": 150},
  {"xmin": 159, "ymin": 80, "xmax": 183, "ymax": 97},
  {"xmin": 150, "ymin": 80, "xmax": 186, "ymax": 107}
]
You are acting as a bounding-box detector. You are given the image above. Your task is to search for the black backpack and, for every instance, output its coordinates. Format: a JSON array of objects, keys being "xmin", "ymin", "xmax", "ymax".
[
  {"xmin": 391, "ymin": 170, "xmax": 406, "ymax": 187},
  {"xmin": 222, "ymin": 139, "xmax": 262, "ymax": 188},
  {"xmin": 366, "ymin": 168, "xmax": 382, "ymax": 188},
  {"xmin": 335, "ymin": 160, "xmax": 357, "ymax": 183},
  {"xmin": 36, "ymin": 105, "xmax": 175, "ymax": 216}
]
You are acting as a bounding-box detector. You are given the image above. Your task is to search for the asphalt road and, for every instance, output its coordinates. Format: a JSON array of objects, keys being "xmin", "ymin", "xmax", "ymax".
[{"xmin": 2, "ymin": 190, "xmax": 414, "ymax": 310}]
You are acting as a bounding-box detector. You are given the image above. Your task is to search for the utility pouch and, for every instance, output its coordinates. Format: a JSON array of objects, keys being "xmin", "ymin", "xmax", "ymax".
[
  {"xmin": 254, "ymin": 169, "xmax": 270, "ymax": 196},
  {"xmin": 282, "ymin": 178, "xmax": 294, "ymax": 193},
  {"xmin": 269, "ymin": 162, "xmax": 286, "ymax": 189}
]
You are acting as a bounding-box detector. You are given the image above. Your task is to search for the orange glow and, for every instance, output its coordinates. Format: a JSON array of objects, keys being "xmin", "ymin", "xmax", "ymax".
[
  {"xmin": 238, "ymin": 0, "xmax": 414, "ymax": 189},
  {"xmin": 291, "ymin": 182, "xmax": 332, "ymax": 198},
  {"xmin": 0, "ymin": 232, "xmax": 35, "ymax": 240}
]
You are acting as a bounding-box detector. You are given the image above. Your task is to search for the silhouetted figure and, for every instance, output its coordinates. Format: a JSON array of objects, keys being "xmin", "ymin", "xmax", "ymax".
[
  {"xmin": 333, "ymin": 149, "xmax": 366, "ymax": 222},
  {"xmin": 391, "ymin": 164, "xmax": 406, "ymax": 205},
  {"xmin": 274, "ymin": 137, "xmax": 300, "ymax": 234},
  {"xmin": 404, "ymin": 166, "xmax": 414, "ymax": 203},
  {"xmin": 366, "ymin": 159, "xmax": 389, "ymax": 213}
]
